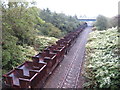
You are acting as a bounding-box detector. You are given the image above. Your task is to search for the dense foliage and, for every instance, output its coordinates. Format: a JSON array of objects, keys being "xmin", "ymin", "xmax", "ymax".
[
  {"xmin": 2, "ymin": 2, "xmax": 37, "ymax": 73},
  {"xmin": 36, "ymin": 22, "xmax": 63, "ymax": 38},
  {"xmin": 2, "ymin": 2, "xmax": 81, "ymax": 74},
  {"xmin": 95, "ymin": 15, "xmax": 108, "ymax": 30},
  {"xmin": 39, "ymin": 8, "xmax": 81, "ymax": 33},
  {"xmin": 94, "ymin": 15, "xmax": 119, "ymax": 30},
  {"xmin": 34, "ymin": 36, "xmax": 58, "ymax": 51},
  {"xmin": 84, "ymin": 28, "xmax": 120, "ymax": 89}
]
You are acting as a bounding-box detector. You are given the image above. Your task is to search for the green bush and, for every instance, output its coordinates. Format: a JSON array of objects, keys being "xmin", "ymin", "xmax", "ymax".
[
  {"xmin": 95, "ymin": 15, "xmax": 108, "ymax": 30},
  {"xmin": 34, "ymin": 36, "xmax": 58, "ymax": 51},
  {"xmin": 2, "ymin": 42, "xmax": 37, "ymax": 74},
  {"xmin": 37, "ymin": 23, "xmax": 63, "ymax": 38},
  {"xmin": 84, "ymin": 27, "xmax": 120, "ymax": 89}
]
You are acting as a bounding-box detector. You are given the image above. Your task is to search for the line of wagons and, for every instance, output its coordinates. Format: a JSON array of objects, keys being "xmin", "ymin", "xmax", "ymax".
[{"xmin": 2, "ymin": 24, "xmax": 87, "ymax": 89}]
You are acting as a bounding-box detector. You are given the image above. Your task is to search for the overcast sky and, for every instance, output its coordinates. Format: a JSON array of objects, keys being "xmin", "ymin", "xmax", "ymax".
[{"xmin": 34, "ymin": 0, "xmax": 119, "ymax": 18}]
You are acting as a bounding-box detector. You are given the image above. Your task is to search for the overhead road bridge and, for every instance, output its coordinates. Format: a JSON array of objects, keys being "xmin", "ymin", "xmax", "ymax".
[
  {"xmin": 78, "ymin": 18, "xmax": 96, "ymax": 21},
  {"xmin": 78, "ymin": 18, "xmax": 96, "ymax": 26}
]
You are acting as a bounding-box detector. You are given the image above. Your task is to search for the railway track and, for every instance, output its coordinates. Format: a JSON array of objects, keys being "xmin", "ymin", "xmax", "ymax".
[
  {"xmin": 57, "ymin": 36, "xmax": 83, "ymax": 88},
  {"xmin": 44, "ymin": 27, "xmax": 91, "ymax": 88}
]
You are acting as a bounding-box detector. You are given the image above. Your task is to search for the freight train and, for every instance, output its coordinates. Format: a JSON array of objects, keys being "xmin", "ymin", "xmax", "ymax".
[{"xmin": 2, "ymin": 23, "xmax": 87, "ymax": 89}]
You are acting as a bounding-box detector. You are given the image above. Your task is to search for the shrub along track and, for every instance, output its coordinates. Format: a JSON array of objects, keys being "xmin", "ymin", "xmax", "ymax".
[{"xmin": 41, "ymin": 27, "xmax": 92, "ymax": 88}]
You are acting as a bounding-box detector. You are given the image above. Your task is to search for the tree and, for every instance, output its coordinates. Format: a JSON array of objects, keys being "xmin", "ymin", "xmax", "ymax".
[
  {"xmin": 39, "ymin": 9, "xmax": 81, "ymax": 33},
  {"xmin": 2, "ymin": 1, "xmax": 41, "ymax": 73},
  {"xmin": 108, "ymin": 15, "xmax": 119, "ymax": 28},
  {"xmin": 95, "ymin": 15, "xmax": 108, "ymax": 30}
]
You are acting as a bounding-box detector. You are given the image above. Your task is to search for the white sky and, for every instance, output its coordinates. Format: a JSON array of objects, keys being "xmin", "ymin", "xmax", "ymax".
[
  {"xmin": 34, "ymin": 0, "xmax": 119, "ymax": 18},
  {"xmin": 6, "ymin": 0, "xmax": 119, "ymax": 18}
]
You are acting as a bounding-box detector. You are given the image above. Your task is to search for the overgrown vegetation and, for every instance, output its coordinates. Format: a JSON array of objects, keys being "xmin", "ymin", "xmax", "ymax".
[
  {"xmin": 84, "ymin": 28, "xmax": 120, "ymax": 89},
  {"xmin": 39, "ymin": 8, "xmax": 81, "ymax": 34},
  {"xmin": 95, "ymin": 15, "xmax": 108, "ymax": 30},
  {"xmin": 34, "ymin": 36, "xmax": 58, "ymax": 51},
  {"xmin": 94, "ymin": 15, "xmax": 119, "ymax": 30},
  {"xmin": 2, "ymin": 1, "xmax": 81, "ymax": 74}
]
